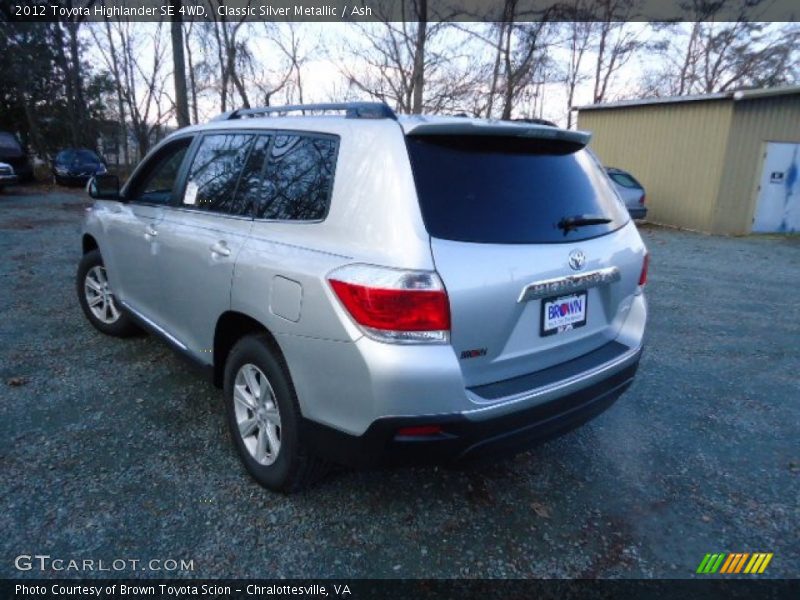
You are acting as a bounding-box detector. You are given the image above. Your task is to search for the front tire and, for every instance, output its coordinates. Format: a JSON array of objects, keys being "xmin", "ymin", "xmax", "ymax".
[
  {"xmin": 224, "ymin": 334, "xmax": 326, "ymax": 493},
  {"xmin": 76, "ymin": 249, "xmax": 139, "ymax": 337}
]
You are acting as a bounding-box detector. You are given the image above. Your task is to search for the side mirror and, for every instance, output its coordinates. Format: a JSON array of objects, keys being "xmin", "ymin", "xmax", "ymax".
[{"xmin": 87, "ymin": 174, "xmax": 121, "ymax": 200}]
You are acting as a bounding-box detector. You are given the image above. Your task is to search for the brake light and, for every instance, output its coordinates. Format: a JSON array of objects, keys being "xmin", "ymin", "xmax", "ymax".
[
  {"xmin": 638, "ymin": 253, "xmax": 649, "ymax": 286},
  {"xmin": 639, "ymin": 194, "xmax": 646, "ymax": 205},
  {"xmin": 328, "ymin": 264, "xmax": 450, "ymax": 343}
]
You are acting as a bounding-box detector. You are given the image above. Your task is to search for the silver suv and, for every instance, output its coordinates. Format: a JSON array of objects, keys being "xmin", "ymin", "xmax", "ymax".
[{"xmin": 78, "ymin": 103, "xmax": 648, "ymax": 492}]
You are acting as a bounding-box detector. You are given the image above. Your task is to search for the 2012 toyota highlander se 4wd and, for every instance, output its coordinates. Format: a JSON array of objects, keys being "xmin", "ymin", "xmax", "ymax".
[{"xmin": 77, "ymin": 103, "xmax": 648, "ymax": 492}]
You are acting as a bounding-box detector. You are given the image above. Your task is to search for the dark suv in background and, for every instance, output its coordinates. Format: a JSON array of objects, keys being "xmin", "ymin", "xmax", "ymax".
[
  {"xmin": 0, "ymin": 131, "xmax": 34, "ymax": 182},
  {"xmin": 52, "ymin": 148, "xmax": 107, "ymax": 186}
]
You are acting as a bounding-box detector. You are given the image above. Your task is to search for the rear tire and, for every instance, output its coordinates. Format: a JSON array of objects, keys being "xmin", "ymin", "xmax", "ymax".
[
  {"xmin": 76, "ymin": 249, "xmax": 140, "ymax": 337},
  {"xmin": 224, "ymin": 334, "xmax": 326, "ymax": 493}
]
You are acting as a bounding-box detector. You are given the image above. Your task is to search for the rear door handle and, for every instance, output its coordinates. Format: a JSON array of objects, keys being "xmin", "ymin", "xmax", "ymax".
[
  {"xmin": 209, "ymin": 241, "xmax": 231, "ymax": 257},
  {"xmin": 144, "ymin": 225, "xmax": 158, "ymax": 239}
]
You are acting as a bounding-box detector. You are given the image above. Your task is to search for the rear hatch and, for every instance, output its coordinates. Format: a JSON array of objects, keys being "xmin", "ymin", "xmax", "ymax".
[{"xmin": 404, "ymin": 120, "xmax": 644, "ymax": 389}]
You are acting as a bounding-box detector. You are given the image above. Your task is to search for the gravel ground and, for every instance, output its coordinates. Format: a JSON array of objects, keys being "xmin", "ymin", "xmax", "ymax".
[{"xmin": 1, "ymin": 187, "xmax": 798, "ymax": 579}]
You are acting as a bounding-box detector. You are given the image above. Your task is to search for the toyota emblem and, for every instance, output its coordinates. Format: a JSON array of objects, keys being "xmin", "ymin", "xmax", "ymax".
[{"xmin": 568, "ymin": 249, "xmax": 586, "ymax": 271}]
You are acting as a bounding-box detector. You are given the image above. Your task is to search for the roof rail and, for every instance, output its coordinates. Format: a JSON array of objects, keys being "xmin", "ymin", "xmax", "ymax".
[{"xmin": 210, "ymin": 102, "xmax": 397, "ymax": 122}]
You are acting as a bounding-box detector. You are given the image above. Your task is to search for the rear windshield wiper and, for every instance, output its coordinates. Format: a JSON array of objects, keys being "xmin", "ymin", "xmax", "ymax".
[{"xmin": 557, "ymin": 214, "xmax": 612, "ymax": 235}]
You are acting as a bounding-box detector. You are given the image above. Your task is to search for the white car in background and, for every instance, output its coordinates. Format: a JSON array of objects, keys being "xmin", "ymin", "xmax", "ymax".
[{"xmin": 0, "ymin": 162, "xmax": 17, "ymax": 191}]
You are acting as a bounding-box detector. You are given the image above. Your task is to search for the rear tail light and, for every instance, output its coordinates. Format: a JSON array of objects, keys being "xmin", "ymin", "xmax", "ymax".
[
  {"xmin": 639, "ymin": 194, "xmax": 646, "ymax": 205},
  {"xmin": 638, "ymin": 252, "xmax": 649, "ymax": 287},
  {"xmin": 328, "ymin": 264, "xmax": 450, "ymax": 344}
]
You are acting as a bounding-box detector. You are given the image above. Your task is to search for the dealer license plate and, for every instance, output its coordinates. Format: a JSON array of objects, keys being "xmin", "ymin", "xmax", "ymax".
[{"xmin": 541, "ymin": 292, "xmax": 588, "ymax": 336}]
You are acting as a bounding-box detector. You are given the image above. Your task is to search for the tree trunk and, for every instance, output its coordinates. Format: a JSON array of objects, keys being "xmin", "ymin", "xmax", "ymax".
[
  {"xmin": 678, "ymin": 22, "xmax": 701, "ymax": 95},
  {"xmin": 593, "ymin": 23, "xmax": 608, "ymax": 103},
  {"xmin": 185, "ymin": 24, "xmax": 199, "ymax": 124},
  {"xmin": 501, "ymin": 20, "xmax": 515, "ymax": 119},
  {"xmin": 51, "ymin": 23, "xmax": 79, "ymax": 147},
  {"xmin": 171, "ymin": 0, "xmax": 190, "ymax": 128},
  {"xmin": 66, "ymin": 22, "xmax": 88, "ymax": 146},
  {"xmin": 21, "ymin": 94, "xmax": 45, "ymax": 160},
  {"xmin": 486, "ymin": 22, "xmax": 506, "ymax": 118},
  {"xmin": 410, "ymin": 0, "xmax": 427, "ymax": 114},
  {"xmin": 212, "ymin": 21, "xmax": 228, "ymax": 112}
]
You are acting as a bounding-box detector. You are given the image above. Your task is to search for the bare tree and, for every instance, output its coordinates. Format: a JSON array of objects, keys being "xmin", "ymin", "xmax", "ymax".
[
  {"xmin": 589, "ymin": 0, "xmax": 642, "ymax": 103},
  {"xmin": 90, "ymin": 20, "xmax": 129, "ymax": 165},
  {"xmin": 335, "ymin": 0, "xmax": 468, "ymax": 114},
  {"xmin": 262, "ymin": 23, "xmax": 314, "ymax": 105},
  {"xmin": 642, "ymin": 20, "xmax": 800, "ymax": 97},
  {"xmin": 51, "ymin": 1, "xmax": 99, "ymax": 147},
  {"xmin": 94, "ymin": 22, "xmax": 173, "ymax": 159},
  {"xmin": 564, "ymin": 22, "xmax": 593, "ymax": 127},
  {"xmin": 453, "ymin": 1, "xmax": 559, "ymax": 120},
  {"xmin": 200, "ymin": 1, "xmax": 252, "ymax": 111}
]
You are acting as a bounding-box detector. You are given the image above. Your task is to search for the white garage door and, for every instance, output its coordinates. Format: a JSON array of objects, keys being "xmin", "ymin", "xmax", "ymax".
[{"xmin": 752, "ymin": 142, "xmax": 800, "ymax": 233}]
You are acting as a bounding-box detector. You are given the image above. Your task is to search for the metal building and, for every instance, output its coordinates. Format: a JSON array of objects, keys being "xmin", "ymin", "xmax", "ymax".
[{"xmin": 576, "ymin": 86, "xmax": 800, "ymax": 234}]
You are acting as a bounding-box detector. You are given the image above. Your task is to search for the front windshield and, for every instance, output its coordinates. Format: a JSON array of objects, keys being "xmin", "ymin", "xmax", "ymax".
[{"xmin": 74, "ymin": 150, "xmax": 100, "ymax": 163}]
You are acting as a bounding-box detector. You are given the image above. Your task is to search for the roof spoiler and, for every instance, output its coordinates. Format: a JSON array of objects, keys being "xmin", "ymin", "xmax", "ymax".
[{"xmin": 405, "ymin": 120, "xmax": 591, "ymax": 147}]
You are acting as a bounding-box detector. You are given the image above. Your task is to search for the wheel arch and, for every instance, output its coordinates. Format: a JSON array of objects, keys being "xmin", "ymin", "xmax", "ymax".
[
  {"xmin": 82, "ymin": 233, "xmax": 99, "ymax": 255},
  {"xmin": 213, "ymin": 311, "xmax": 287, "ymax": 389}
]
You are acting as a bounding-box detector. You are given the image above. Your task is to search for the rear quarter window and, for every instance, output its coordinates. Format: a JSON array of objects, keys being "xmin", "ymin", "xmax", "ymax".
[
  {"xmin": 256, "ymin": 134, "xmax": 338, "ymax": 221},
  {"xmin": 407, "ymin": 135, "xmax": 629, "ymax": 244}
]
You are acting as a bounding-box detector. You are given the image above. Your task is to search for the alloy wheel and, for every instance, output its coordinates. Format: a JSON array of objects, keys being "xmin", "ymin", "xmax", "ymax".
[
  {"xmin": 84, "ymin": 265, "xmax": 120, "ymax": 324},
  {"xmin": 233, "ymin": 363, "xmax": 282, "ymax": 466}
]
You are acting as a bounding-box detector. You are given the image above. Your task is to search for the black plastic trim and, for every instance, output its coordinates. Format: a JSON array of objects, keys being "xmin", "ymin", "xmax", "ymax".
[{"xmin": 302, "ymin": 356, "xmax": 641, "ymax": 469}]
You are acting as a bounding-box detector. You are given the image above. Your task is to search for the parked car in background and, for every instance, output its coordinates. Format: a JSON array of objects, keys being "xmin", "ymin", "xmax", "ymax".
[
  {"xmin": 52, "ymin": 148, "xmax": 107, "ymax": 186},
  {"xmin": 77, "ymin": 102, "xmax": 648, "ymax": 493},
  {"xmin": 606, "ymin": 167, "xmax": 647, "ymax": 219},
  {"xmin": 0, "ymin": 132, "xmax": 34, "ymax": 182},
  {"xmin": 0, "ymin": 162, "xmax": 17, "ymax": 191}
]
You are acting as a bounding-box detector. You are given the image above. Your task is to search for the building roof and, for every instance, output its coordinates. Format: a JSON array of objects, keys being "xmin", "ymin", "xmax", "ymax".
[{"xmin": 576, "ymin": 85, "xmax": 800, "ymax": 112}]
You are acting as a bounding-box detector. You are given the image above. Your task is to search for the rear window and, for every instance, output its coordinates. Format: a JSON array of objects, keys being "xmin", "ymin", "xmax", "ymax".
[{"xmin": 406, "ymin": 135, "xmax": 629, "ymax": 244}]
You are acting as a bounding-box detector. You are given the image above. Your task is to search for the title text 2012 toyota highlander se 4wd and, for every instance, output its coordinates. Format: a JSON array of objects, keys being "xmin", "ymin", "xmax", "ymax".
[{"xmin": 77, "ymin": 103, "xmax": 648, "ymax": 492}]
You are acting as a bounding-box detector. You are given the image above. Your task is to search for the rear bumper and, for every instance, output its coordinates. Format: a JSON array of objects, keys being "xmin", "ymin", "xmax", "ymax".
[
  {"xmin": 628, "ymin": 206, "xmax": 647, "ymax": 220},
  {"xmin": 55, "ymin": 172, "xmax": 94, "ymax": 185},
  {"xmin": 303, "ymin": 350, "xmax": 641, "ymax": 468},
  {"xmin": 4, "ymin": 160, "xmax": 32, "ymax": 181}
]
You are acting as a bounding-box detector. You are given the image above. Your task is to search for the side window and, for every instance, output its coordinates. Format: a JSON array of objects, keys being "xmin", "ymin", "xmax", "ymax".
[
  {"xmin": 128, "ymin": 138, "xmax": 192, "ymax": 205},
  {"xmin": 182, "ymin": 133, "xmax": 254, "ymax": 215},
  {"xmin": 233, "ymin": 135, "xmax": 271, "ymax": 216},
  {"xmin": 256, "ymin": 134, "xmax": 337, "ymax": 221}
]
